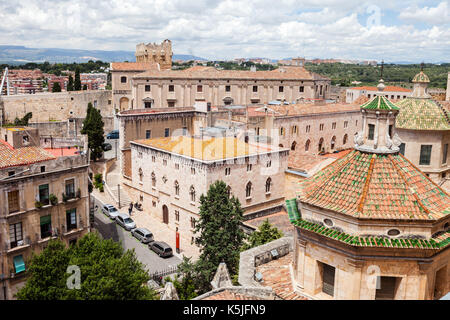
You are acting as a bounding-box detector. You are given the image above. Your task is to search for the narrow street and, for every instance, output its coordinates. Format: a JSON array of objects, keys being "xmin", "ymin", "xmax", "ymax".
[{"xmin": 91, "ymin": 194, "xmax": 181, "ymax": 274}]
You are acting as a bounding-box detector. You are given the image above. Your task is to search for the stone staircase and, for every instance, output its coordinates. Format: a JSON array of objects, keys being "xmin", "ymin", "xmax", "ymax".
[{"xmin": 108, "ymin": 184, "xmax": 132, "ymax": 210}]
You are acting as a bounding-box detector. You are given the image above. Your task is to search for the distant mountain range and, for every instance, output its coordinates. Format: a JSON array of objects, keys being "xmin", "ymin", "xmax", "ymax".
[{"xmin": 0, "ymin": 45, "xmax": 208, "ymax": 64}]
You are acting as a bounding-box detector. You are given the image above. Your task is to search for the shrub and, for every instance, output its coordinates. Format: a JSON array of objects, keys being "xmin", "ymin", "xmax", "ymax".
[{"xmin": 49, "ymin": 194, "xmax": 58, "ymax": 206}]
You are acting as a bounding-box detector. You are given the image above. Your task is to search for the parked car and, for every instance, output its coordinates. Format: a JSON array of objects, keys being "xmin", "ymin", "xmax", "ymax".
[
  {"xmin": 116, "ymin": 213, "xmax": 136, "ymax": 231},
  {"xmin": 101, "ymin": 204, "xmax": 120, "ymax": 220},
  {"xmin": 106, "ymin": 130, "xmax": 119, "ymax": 139},
  {"xmin": 149, "ymin": 241, "xmax": 173, "ymax": 258},
  {"xmin": 102, "ymin": 143, "xmax": 112, "ymax": 151},
  {"xmin": 131, "ymin": 228, "xmax": 154, "ymax": 244}
]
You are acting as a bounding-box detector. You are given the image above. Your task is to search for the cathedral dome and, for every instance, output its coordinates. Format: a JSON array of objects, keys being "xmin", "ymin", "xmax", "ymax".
[{"xmin": 412, "ymin": 71, "xmax": 430, "ymax": 83}]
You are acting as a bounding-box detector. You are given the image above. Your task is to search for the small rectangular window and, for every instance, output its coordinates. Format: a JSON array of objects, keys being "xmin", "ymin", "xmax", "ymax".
[
  {"xmin": 253, "ymin": 85, "xmax": 258, "ymax": 92},
  {"xmin": 442, "ymin": 144, "xmax": 448, "ymax": 164},
  {"xmin": 145, "ymin": 85, "xmax": 151, "ymax": 92},
  {"xmin": 8, "ymin": 190, "xmax": 20, "ymax": 213},
  {"xmin": 169, "ymin": 85, "xmax": 174, "ymax": 92},
  {"xmin": 299, "ymin": 86, "xmax": 304, "ymax": 93},
  {"xmin": 279, "ymin": 86, "xmax": 284, "ymax": 93},
  {"xmin": 164, "ymin": 128, "xmax": 170, "ymax": 137},
  {"xmin": 197, "ymin": 85, "xmax": 203, "ymax": 93},
  {"xmin": 146, "ymin": 130, "xmax": 151, "ymax": 139},
  {"xmin": 319, "ymin": 124, "xmax": 324, "ymax": 131},
  {"xmin": 368, "ymin": 124, "xmax": 375, "ymax": 140},
  {"xmin": 225, "ymin": 85, "xmax": 231, "ymax": 92},
  {"xmin": 399, "ymin": 143, "xmax": 406, "ymax": 156},
  {"xmin": 419, "ymin": 145, "xmax": 432, "ymax": 165}
]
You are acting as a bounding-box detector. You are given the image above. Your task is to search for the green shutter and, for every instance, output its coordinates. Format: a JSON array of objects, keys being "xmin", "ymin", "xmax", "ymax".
[
  {"xmin": 13, "ymin": 255, "xmax": 26, "ymax": 273},
  {"xmin": 40, "ymin": 215, "xmax": 51, "ymax": 225},
  {"xmin": 286, "ymin": 198, "xmax": 300, "ymax": 222}
]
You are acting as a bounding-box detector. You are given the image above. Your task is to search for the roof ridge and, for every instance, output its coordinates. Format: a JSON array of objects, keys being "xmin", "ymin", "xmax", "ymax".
[{"xmin": 357, "ymin": 154, "xmax": 375, "ymax": 216}]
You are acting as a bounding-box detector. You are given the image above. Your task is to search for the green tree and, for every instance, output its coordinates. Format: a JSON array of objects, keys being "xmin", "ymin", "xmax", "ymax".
[
  {"xmin": 13, "ymin": 112, "xmax": 33, "ymax": 126},
  {"xmin": 83, "ymin": 84, "xmax": 88, "ymax": 90},
  {"xmin": 16, "ymin": 233, "xmax": 156, "ymax": 300},
  {"xmin": 74, "ymin": 68, "xmax": 81, "ymax": 91},
  {"xmin": 170, "ymin": 257, "xmax": 198, "ymax": 300},
  {"xmin": 241, "ymin": 219, "xmax": 283, "ymax": 251},
  {"xmin": 81, "ymin": 103, "xmax": 105, "ymax": 161},
  {"xmin": 52, "ymin": 82, "xmax": 62, "ymax": 92},
  {"xmin": 67, "ymin": 75, "xmax": 74, "ymax": 91},
  {"xmin": 194, "ymin": 180, "xmax": 244, "ymax": 293}
]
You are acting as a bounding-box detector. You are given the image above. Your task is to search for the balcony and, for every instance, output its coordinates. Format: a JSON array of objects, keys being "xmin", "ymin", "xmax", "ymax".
[{"xmin": 6, "ymin": 237, "xmax": 32, "ymax": 254}]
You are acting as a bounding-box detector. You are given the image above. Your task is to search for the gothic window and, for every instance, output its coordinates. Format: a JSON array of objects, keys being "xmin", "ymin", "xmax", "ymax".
[
  {"xmin": 291, "ymin": 141, "xmax": 297, "ymax": 151},
  {"xmin": 265, "ymin": 178, "xmax": 272, "ymax": 193},
  {"xmin": 246, "ymin": 182, "xmax": 252, "ymax": 198},
  {"xmin": 305, "ymin": 139, "xmax": 310, "ymax": 152},
  {"xmin": 318, "ymin": 138, "xmax": 324, "ymax": 152},
  {"xmin": 343, "ymin": 134, "xmax": 348, "ymax": 145},
  {"xmin": 190, "ymin": 186, "xmax": 196, "ymax": 202},
  {"xmin": 138, "ymin": 168, "xmax": 143, "ymax": 182},
  {"xmin": 151, "ymin": 172, "xmax": 156, "ymax": 187},
  {"xmin": 331, "ymin": 136, "xmax": 336, "ymax": 150},
  {"xmin": 174, "ymin": 181, "xmax": 179, "ymax": 196}
]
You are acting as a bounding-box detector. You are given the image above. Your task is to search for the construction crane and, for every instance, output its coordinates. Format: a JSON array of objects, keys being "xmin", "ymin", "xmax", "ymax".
[{"xmin": 0, "ymin": 67, "xmax": 10, "ymax": 96}]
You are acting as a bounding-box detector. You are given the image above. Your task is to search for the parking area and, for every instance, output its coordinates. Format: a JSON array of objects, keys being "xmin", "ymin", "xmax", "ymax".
[
  {"xmin": 103, "ymin": 137, "xmax": 119, "ymax": 160},
  {"xmin": 91, "ymin": 194, "xmax": 181, "ymax": 274}
]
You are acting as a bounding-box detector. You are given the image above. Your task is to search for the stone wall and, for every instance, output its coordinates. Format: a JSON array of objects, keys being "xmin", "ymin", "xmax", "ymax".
[
  {"xmin": 239, "ymin": 236, "xmax": 293, "ymax": 287},
  {"xmin": 1, "ymin": 90, "xmax": 113, "ymax": 124}
]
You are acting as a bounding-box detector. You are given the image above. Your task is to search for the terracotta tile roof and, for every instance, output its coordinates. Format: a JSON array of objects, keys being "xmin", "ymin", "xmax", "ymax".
[
  {"xmin": 350, "ymin": 86, "xmax": 411, "ymax": 92},
  {"xmin": 244, "ymin": 209, "xmax": 294, "ymax": 235},
  {"xmin": 202, "ymin": 290, "xmax": 266, "ymax": 300},
  {"xmin": 0, "ymin": 140, "xmax": 55, "ymax": 169},
  {"xmin": 293, "ymin": 218, "xmax": 450, "ymax": 250},
  {"xmin": 110, "ymin": 62, "xmax": 159, "ymax": 71},
  {"xmin": 255, "ymin": 252, "xmax": 308, "ymax": 300},
  {"xmin": 249, "ymin": 103, "xmax": 361, "ymax": 117},
  {"xmin": 132, "ymin": 136, "xmax": 283, "ymax": 161},
  {"xmin": 299, "ymin": 150, "xmax": 450, "ymax": 221},
  {"xmin": 396, "ymin": 98, "xmax": 450, "ymax": 131},
  {"xmin": 134, "ymin": 66, "xmax": 328, "ymax": 81}
]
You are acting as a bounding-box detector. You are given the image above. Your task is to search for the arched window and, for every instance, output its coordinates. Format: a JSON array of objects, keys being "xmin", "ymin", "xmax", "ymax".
[
  {"xmin": 305, "ymin": 139, "xmax": 311, "ymax": 152},
  {"xmin": 246, "ymin": 182, "xmax": 252, "ymax": 198},
  {"xmin": 343, "ymin": 134, "xmax": 348, "ymax": 145},
  {"xmin": 318, "ymin": 138, "xmax": 324, "ymax": 152},
  {"xmin": 331, "ymin": 136, "xmax": 336, "ymax": 150},
  {"xmin": 265, "ymin": 178, "xmax": 272, "ymax": 193},
  {"xmin": 120, "ymin": 76, "xmax": 127, "ymax": 83},
  {"xmin": 151, "ymin": 172, "xmax": 156, "ymax": 187},
  {"xmin": 190, "ymin": 186, "xmax": 196, "ymax": 202},
  {"xmin": 138, "ymin": 168, "xmax": 143, "ymax": 182},
  {"xmin": 291, "ymin": 141, "xmax": 297, "ymax": 151},
  {"xmin": 174, "ymin": 180, "xmax": 179, "ymax": 196}
]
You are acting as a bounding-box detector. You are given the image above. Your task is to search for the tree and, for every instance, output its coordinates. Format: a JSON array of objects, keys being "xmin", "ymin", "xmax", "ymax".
[
  {"xmin": 194, "ymin": 180, "xmax": 244, "ymax": 293},
  {"xmin": 74, "ymin": 67, "xmax": 81, "ymax": 91},
  {"xmin": 52, "ymin": 82, "xmax": 61, "ymax": 92},
  {"xmin": 16, "ymin": 233, "xmax": 156, "ymax": 300},
  {"xmin": 241, "ymin": 219, "xmax": 283, "ymax": 251},
  {"xmin": 165, "ymin": 257, "xmax": 198, "ymax": 300},
  {"xmin": 81, "ymin": 103, "xmax": 105, "ymax": 161},
  {"xmin": 83, "ymin": 84, "xmax": 87, "ymax": 90},
  {"xmin": 14, "ymin": 112, "xmax": 33, "ymax": 126},
  {"xmin": 67, "ymin": 75, "xmax": 74, "ymax": 91}
]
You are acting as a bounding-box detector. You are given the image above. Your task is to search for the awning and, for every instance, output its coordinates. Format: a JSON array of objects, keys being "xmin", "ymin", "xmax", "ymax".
[
  {"xmin": 13, "ymin": 255, "xmax": 26, "ymax": 274},
  {"xmin": 40, "ymin": 215, "xmax": 51, "ymax": 225}
]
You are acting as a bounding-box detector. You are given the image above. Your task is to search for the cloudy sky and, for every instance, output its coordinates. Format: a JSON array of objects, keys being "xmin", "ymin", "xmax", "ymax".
[{"xmin": 0, "ymin": 0, "xmax": 449, "ymax": 62}]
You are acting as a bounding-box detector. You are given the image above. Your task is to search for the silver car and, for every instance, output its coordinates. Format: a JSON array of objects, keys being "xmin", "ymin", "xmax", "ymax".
[
  {"xmin": 131, "ymin": 228, "xmax": 154, "ymax": 244},
  {"xmin": 116, "ymin": 213, "xmax": 136, "ymax": 231},
  {"xmin": 101, "ymin": 204, "xmax": 120, "ymax": 220}
]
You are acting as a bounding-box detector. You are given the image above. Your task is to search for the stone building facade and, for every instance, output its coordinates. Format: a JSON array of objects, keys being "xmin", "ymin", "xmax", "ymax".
[
  {"xmin": 395, "ymin": 71, "xmax": 450, "ymax": 185},
  {"xmin": 125, "ymin": 136, "xmax": 288, "ymax": 254},
  {"xmin": 346, "ymin": 85, "xmax": 411, "ymax": 103},
  {"xmin": 0, "ymin": 90, "xmax": 113, "ymax": 123},
  {"xmin": 289, "ymin": 86, "xmax": 450, "ymax": 300},
  {"xmin": 0, "ymin": 127, "xmax": 90, "ymax": 299},
  {"xmin": 446, "ymin": 72, "xmax": 450, "ymax": 101}
]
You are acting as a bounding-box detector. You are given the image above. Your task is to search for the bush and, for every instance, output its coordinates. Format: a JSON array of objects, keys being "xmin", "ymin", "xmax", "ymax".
[
  {"xmin": 49, "ymin": 194, "xmax": 58, "ymax": 206},
  {"xmin": 35, "ymin": 201, "xmax": 43, "ymax": 209}
]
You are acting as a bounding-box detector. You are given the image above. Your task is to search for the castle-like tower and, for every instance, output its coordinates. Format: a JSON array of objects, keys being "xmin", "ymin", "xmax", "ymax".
[{"xmin": 135, "ymin": 39, "xmax": 172, "ymax": 70}]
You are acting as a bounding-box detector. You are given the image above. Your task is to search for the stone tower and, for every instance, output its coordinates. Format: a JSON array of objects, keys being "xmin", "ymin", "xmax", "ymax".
[{"xmin": 135, "ymin": 39, "xmax": 173, "ymax": 70}]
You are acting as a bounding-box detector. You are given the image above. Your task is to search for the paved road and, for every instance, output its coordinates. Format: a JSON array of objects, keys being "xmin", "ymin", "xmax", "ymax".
[
  {"xmin": 103, "ymin": 137, "xmax": 119, "ymax": 160},
  {"xmin": 91, "ymin": 195, "xmax": 181, "ymax": 274}
]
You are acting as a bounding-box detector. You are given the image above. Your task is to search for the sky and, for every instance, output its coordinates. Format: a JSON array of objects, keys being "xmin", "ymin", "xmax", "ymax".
[{"xmin": 0, "ymin": 0, "xmax": 449, "ymax": 62}]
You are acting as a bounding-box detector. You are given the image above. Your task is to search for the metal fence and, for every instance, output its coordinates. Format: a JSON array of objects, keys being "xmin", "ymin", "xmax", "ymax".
[{"xmin": 149, "ymin": 265, "xmax": 179, "ymax": 284}]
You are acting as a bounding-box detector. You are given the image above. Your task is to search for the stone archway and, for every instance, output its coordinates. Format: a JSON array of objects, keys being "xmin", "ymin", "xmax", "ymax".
[
  {"xmin": 119, "ymin": 97, "xmax": 129, "ymax": 111},
  {"xmin": 162, "ymin": 205, "xmax": 169, "ymax": 224}
]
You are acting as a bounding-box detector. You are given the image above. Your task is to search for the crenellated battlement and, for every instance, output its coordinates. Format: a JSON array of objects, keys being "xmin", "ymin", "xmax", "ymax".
[{"xmin": 135, "ymin": 39, "xmax": 172, "ymax": 70}]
